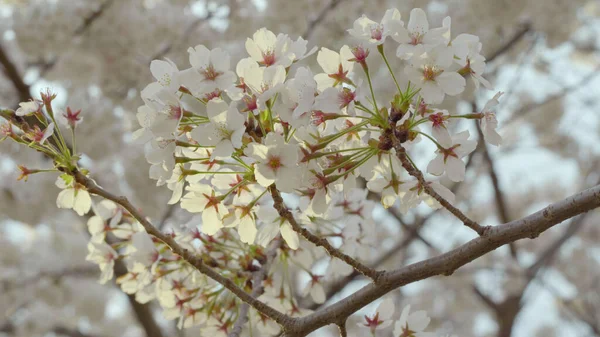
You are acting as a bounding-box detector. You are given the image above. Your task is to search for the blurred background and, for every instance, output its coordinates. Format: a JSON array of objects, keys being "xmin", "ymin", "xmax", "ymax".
[{"xmin": 1, "ymin": 0, "xmax": 599, "ymax": 336}]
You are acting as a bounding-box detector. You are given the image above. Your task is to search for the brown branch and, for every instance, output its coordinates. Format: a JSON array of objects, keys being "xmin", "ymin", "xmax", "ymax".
[
  {"xmin": 526, "ymin": 212, "xmax": 589, "ymax": 279},
  {"xmin": 473, "ymin": 116, "xmax": 518, "ymax": 258},
  {"xmin": 486, "ymin": 22, "xmax": 532, "ymax": 63},
  {"xmin": 0, "ymin": 42, "xmax": 30, "ymax": 103},
  {"xmin": 269, "ymin": 185, "xmax": 381, "ymax": 281},
  {"xmin": 74, "ymin": 0, "xmax": 115, "ymax": 35},
  {"xmin": 393, "ymin": 143, "xmax": 490, "ymax": 236},
  {"xmin": 303, "ymin": 0, "xmax": 343, "ymax": 40},
  {"xmin": 284, "ymin": 184, "xmax": 600, "ymax": 336},
  {"xmin": 70, "ymin": 170, "xmax": 294, "ymax": 329},
  {"xmin": 506, "ymin": 62, "xmax": 600, "ymax": 126},
  {"xmin": 228, "ymin": 238, "xmax": 281, "ymax": 337}
]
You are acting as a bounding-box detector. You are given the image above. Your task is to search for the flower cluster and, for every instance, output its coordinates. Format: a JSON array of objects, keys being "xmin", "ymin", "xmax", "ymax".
[
  {"xmin": 132, "ymin": 6, "xmax": 501, "ymax": 249},
  {"xmin": 3, "ymin": 6, "xmax": 503, "ymax": 337}
]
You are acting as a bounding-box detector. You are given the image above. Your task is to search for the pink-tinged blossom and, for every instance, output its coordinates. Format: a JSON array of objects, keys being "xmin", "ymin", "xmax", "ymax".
[
  {"xmin": 180, "ymin": 184, "xmax": 227, "ymax": 236},
  {"xmin": 28, "ymin": 122, "xmax": 55, "ymax": 145},
  {"xmin": 404, "ymin": 45, "xmax": 465, "ymax": 104},
  {"xmin": 394, "ymin": 8, "xmax": 449, "ymax": 60},
  {"xmin": 314, "ymin": 46, "xmax": 355, "ymax": 91},
  {"xmin": 427, "ymin": 130, "xmax": 477, "ymax": 182},
  {"xmin": 246, "ymin": 133, "xmax": 302, "ymax": 193},
  {"xmin": 452, "ymin": 34, "xmax": 492, "ymax": 90},
  {"xmin": 348, "ymin": 8, "xmax": 404, "ymax": 46},
  {"xmin": 393, "ymin": 305, "xmax": 432, "ymax": 337},
  {"xmin": 358, "ymin": 298, "xmax": 395, "ymax": 334},
  {"xmin": 245, "ymin": 28, "xmax": 295, "ymax": 67},
  {"xmin": 178, "ymin": 45, "xmax": 236, "ymax": 95}
]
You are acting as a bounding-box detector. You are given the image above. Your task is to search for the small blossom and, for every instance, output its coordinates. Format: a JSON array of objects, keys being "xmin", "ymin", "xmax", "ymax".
[
  {"xmin": 180, "ymin": 184, "xmax": 227, "ymax": 235},
  {"xmin": 314, "ymin": 46, "xmax": 355, "ymax": 91},
  {"xmin": 394, "ymin": 8, "xmax": 449, "ymax": 60},
  {"xmin": 480, "ymin": 92, "xmax": 503, "ymax": 146},
  {"xmin": 190, "ymin": 99, "xmax": 245, "ymax": 159},
  {"xmin": 178, "ymin": 46, "xmax": 236, "ymax": 95},
  {"xmin": 15, "ymin": 100, "xmax": 41, "ymax": 116},
  {"xmin": 245, "ymin": 133, "xmax": 302, "ymax": 193},
  {"xmin": 301, "ymin": 273, "xmax": 326, "ymax": 304},
  {"xmin": 28, "ymin": 122, "xmax": 55, "ymax": 145},
  {"xmin": 59, "ymin": 107, "xmax": 83, "ymax": 129},
  {"xmin": 348, "ymin": 8, "xmax": 403, "ymax": 46},
  {"xmin": 245, "ymin": 28, "xmax": 295, "ymax": 67},
  {"xmin": 393, "ymin": 305, "xmax": 431, "ymax": 337},
  {"xmin": 427, "ymin": 130, "xmax": 477, "ymax": 182},
  {"xmin": 359, "ymin": 298, "xmax": 395, "ymax": 334},
  {"xmin": 55, "ymin": 174, "xmax": 92, "ymax": 216},
  {"xmin": 404, "ymin": 46, "xmax": 465, "ymax": 104},
  {"xmin": 85, "ymin": 242, "xmax": 117, "ymax": 284}
]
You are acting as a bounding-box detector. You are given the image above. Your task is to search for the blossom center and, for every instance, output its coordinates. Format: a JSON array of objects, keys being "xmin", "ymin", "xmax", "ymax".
[
  {"xmin": 428, "ymin": 112, "xmax": 447, "ymax": 128},
  {"xmin": 201, "ymin": 64, "xmax": 222, "ymax": 81},
  {"xmin": 422, "ymin": 66, "xmax": 442, "ymax": 81},
  {"xmin": 267, "ymin": 155, "xmax": 282, "ymax": 172},
  {"xmin": 262, "ymin": 50, "xmax": 276, "ymax": 66},
  {"xmin": 338, "ymin": 88, "xmax": 356, "ymax": 108}
]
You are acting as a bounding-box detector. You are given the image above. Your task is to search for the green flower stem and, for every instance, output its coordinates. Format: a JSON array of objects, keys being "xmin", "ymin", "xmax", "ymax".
[{"xmin": 377, "ymin": 44, "xmax": 401, "ymax": 94}]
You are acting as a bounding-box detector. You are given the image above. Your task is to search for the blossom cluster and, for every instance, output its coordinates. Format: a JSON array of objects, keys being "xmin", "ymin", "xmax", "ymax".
[
  {"xmin": 132, "ymin": 7, "xmax": 502, "ymax": 247},
  {"xmin": 2, "ymin": 7, "xmax": 503, "ymax": 337}
]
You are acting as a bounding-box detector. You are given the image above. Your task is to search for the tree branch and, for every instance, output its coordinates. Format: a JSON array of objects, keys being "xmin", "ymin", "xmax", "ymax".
[
  {"xmin": 0, "ymin": 42, "xmax": 30, "ymax": 103},
  {"xmin": 285, "ymin": 184, "xmax": 600, "ymax": 335},
  {"xmin": 303, "ymin": 0, "xmax": 343, "ymax": 40},
  {"xmin": 228, "ymin": 238, "xmax": 282, "ymax": 337},
  {"xmin": 70, "ymin": 169, "xmax": 294, "ymax": 329},
  {"xmin": 393, "ymin": 143, "xmax": 490, "ymax": 236},
  {"xmin": 269, "ymin": 185, "xmax": 381, "ymax": 281}
]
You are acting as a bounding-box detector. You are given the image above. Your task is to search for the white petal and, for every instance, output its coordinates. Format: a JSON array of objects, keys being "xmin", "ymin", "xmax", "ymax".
[{"xmin": 280, "ymin": 222, "xmax": 299, "ymax": 250}]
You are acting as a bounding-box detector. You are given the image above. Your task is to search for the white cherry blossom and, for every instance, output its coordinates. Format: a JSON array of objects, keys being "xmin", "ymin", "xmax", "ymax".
[
  {"xmin": 394, "ymin": 8, "xmax": 449, "ymax": 60},
  {"xmin": 190, "ymin": 99, "xmax": 245, "ymax": 159},
  {"xmin": 427, "ymin": 130, "xmax": 477, "ymax": 182},
  {"xmin": 480, "ymin": 91, "xmax": 504, "ymax": 146},
  {"xmin": 348, "ymin": 8, "xmax": 403, "ymax": 46}
]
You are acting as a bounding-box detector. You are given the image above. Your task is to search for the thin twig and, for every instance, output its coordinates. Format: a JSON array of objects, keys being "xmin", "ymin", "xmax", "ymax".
[
  {"xmin": 392, "ymin": 143, "xmax": 489, "ymax": 236},
  {"xmin": 228, "ymin": 238, "xmax": 282, "ymax": 337},
  {"xmin": 303, "ymin": 0, "xmax": 343, "ymax": 40},
  {"xmin": 270, "ymin": 185, "xmax": 382, "ymax": 281},
  {"xmin": 70, "ymin": 169, "xmax": 294, "ymax": 329}
]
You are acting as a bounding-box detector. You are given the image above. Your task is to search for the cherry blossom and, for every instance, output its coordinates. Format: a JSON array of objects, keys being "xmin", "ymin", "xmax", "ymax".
[
  {"xmin": 85, "ymin": 242, "xmax": 117, "ymax": 284},
  {"xmin": 178, "ymin": 45, "xmax": 236, "ymax": 95},
  {"xmin": 404, "ymin": 45, "xmax": 466, "ymax": 104},
  {"xmin": 55, "ymin": 174, "xmax": 92, "ymax": 216},
  {"xmin": 359, "ymin": 298, "xmax": 395, "ymax": 335},
  {"xmin": 348, "ymin": 8, "xmax": 404, "ymax": 46},
  {"xmin": 394, "ymin": 8, "xmax": 449, "ymax": 60},
  {"xmin": 15, "ymin": 99, "xmax": 41, "ymax": 116},
  {"xmin": 245, "ymin": 28, "xmax": 295, "ymax": 67},
  {"xmin": 180, "ymin": 184, "xmax": 227, "ymax": 235},
  {"xmin": 393, "ymin": 305, "xmax": 432, "ymax": 337},
  {"xmin": 190, "ymin": 99, "xmax": 245, "ymax": 159},
  {"xmin": 245, "ymin": 133, "xmax": 302, "ymax": 192},
  {"xmin": 427, "ymin": 130, "xmax": 477, "ymax": 182},
  {"xmin": 314, "ymin": 45, "xmax": 355, "ymax": 91},
  {"xmin": 480, "ymin": 91, "xmax": 504, "ymax": 146}
]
